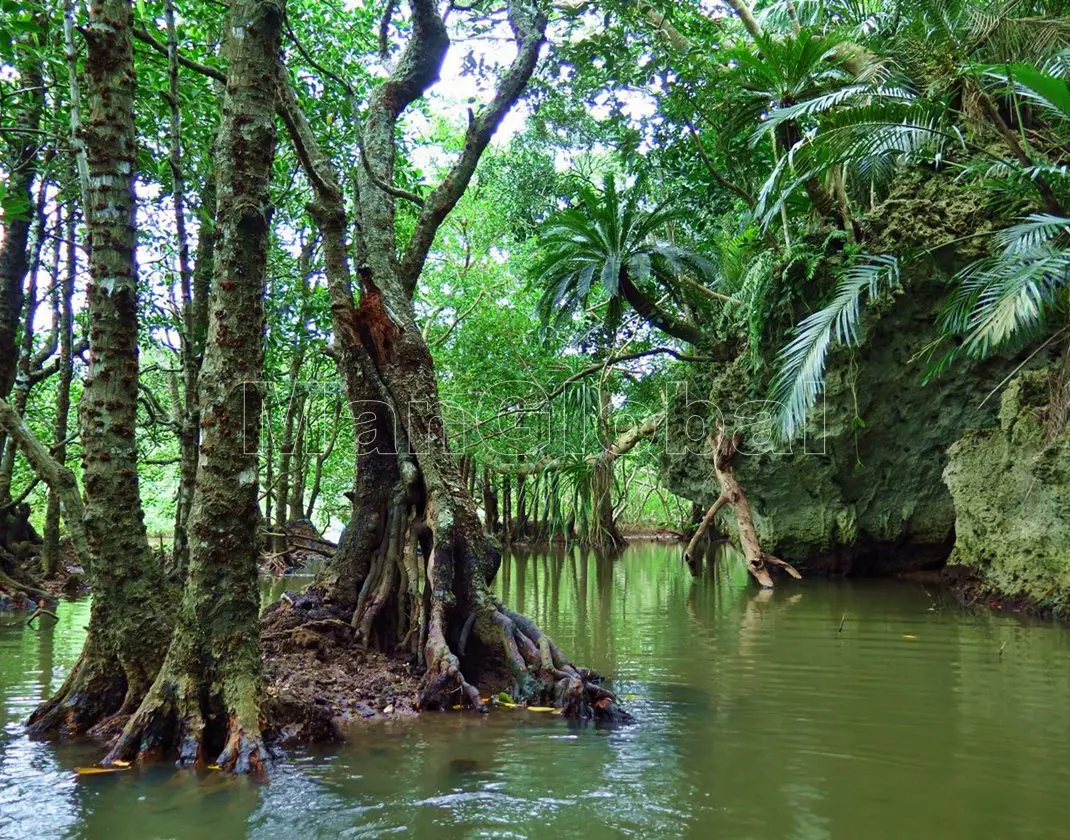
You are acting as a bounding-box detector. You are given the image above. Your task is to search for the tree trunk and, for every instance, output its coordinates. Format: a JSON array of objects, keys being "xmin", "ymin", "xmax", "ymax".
[
  {"xmin": 273, "ymin": 361, "xmax": 302, "ymax": 552},
  {"xmin": 481, "ymin": 464, "xmax": 499, "ymax": 534},
  {"xmin": 589, "ymin": 387, "xmax": 624, "ymax": 550},
  {"xmin": 287, "ymin": 393, "xmax": 308, "ymax": 522},
  {"xmin": 724, "ymin": 0, "xmax": 763, "ymax": 41},
  {"xmin": 167, "ymin": 0, "xmax": 213, "ymax": 579},
  {"xmin": 43, "ymin": 205, "xmax": 77, "ymax": 578},
  {"xmin": 0, "ymin": 174, "xmax": 50, "ymax": 506},
  {"xmin": 517, "ymin": 473, "xmax": 530, "ymax": 537},
  {"xmin": 29, "ymin": 0, "xmax": 169, "ymax": 738},
  {"xmin": 0, "ymin": 13, "xmax": 46, "ymax": 482},
  {"xmin": 107, "ymin": 0, "xmax": 283, "ymax": 773},
  {"xmin": 305, "ymin": 392, "xmax": 341, "ymax": 519},
  {"xmin": 280, "ymin": 0, "xmax": 623, "ymax": 720},
  {"xmin": 502, "ymin": 473, "xmax": 512, "ymax": 543},
  {"xmin": 589, "ymin": 458, "xmax": 624, "ymax": 550}
]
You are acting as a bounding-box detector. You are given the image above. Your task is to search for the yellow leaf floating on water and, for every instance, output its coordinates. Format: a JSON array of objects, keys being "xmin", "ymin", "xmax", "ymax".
[
  {"xmin": 902, "ymin": 634, "xmax": 918, "ymax": 640},
  {"xmin": 75, "ymin": 766, "xmax": 129, "ymax": 775}
]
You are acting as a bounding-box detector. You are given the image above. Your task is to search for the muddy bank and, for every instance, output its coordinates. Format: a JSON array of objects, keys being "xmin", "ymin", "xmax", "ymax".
[{"xmin": 260, "ymin": 589, "xmax": 420, "ymax": 745}]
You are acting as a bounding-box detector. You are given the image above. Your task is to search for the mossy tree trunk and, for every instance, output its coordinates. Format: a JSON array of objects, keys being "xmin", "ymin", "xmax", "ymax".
[
  {"xmin": 0, "ymin": 6, "xmax": 46, "ymax": 486},
  {"xmin": 281, "ymin": 0, "xmax": 624, "ymax": 719},
  {"xmin": 29, "ymin": 0, "xmax": 169, "ymax": 738},
  {"xmin": 106, "ymin": 0, "xmax": 284, "ymax": 774}
]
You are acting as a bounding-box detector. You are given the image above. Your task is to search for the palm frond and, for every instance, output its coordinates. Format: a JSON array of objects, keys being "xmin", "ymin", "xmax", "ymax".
[
  {"xmin": 757, "ymin": 85, "xmax": 918, "ymax": 135},
  {"xmin": 770, "ymin": 255, "xmax": 901, "ymax": 440},
  {"xmin": 993, "ymin": 214, "xmax": 1070, "ymax": 255},
  {"xmin": 946, "ymin": 248, "xmax": 1070, "ymax": 357},
  {"xmin": 980, "ymin": 60, "xmax": 1070, "ymax": 121}
]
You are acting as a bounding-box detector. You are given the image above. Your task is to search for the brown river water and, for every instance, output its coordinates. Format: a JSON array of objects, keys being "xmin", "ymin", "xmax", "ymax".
[{"xmin": 2, "ymin": 542, "xmax": 1070, "ymax": 839}]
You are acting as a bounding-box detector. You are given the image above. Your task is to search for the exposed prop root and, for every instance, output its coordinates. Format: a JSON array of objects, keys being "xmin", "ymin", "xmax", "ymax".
[
  {"xmin": 420, "ymin": 602, "xmax": 483, "ymax": 711},
  {"xmin": 26, "ymin": 637, "xmax": 127, "ymax": 739},
  {"xmin": 104, "ymin": 661, "xmax": 268, "ymax": 777},
  {"xmin": 216, "ymin": 718, "xmax": 267, "ymax": 777},
  {"xmin": 417, "ymin": 601, "xmax": 631, "ymax": 723}
]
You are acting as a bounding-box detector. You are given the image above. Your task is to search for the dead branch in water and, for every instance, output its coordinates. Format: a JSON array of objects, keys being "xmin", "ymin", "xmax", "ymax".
[{"xmin": 685, "ymin": 424, "xmax": 802, "ymax": 588}]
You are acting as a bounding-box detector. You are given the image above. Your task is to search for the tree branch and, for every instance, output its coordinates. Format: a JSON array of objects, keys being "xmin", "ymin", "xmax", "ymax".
[
  {"xmin": 0, "ymin": 398, "xmax": 91, "ymax": 570},
  {"xmin": 398, "ymin": 0, "xmax": 547, "ymax": 294}
]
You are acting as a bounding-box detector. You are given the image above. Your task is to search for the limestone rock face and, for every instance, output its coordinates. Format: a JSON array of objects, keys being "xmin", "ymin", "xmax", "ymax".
[
  {"xmin": 662, "ymin": 175, "xmax": 1016, "ymax": 573},
  {"xmin": 944, "ymin": 370, "xmax": 1070, "ymax": 616}
]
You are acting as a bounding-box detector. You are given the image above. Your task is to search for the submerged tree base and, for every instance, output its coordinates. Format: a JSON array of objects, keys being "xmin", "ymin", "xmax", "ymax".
[{"xmin": 258, "ymin": 588, "xmax": 630, "ymax": 746}]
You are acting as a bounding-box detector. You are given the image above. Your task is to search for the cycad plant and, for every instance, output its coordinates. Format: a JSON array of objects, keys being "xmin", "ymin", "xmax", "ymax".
[
  {"xmin": 768, "ymin": 46, "xmax": 1070, "ymax": 441},
  {"xmin": 730, "ymin": 27, "xmax": 860, "ymax": 224},
  {"xmin": 533, "ymin": 174, "xmax": 723, "ymax": 346},
  {"xmin": 752, "ymin": 0, "xmax": 1070, "ymax": 225}
]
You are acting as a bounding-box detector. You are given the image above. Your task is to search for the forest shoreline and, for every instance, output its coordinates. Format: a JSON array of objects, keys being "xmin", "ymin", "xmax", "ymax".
[{"xmin": 10, "ymin": 542, "xmax": 1061, "ymax": 758}]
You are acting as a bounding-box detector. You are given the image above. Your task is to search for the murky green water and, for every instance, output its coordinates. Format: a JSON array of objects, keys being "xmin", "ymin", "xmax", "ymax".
[{"xmin": 3, "ymin": 543, "xmax": 1070, "ymax": 839}]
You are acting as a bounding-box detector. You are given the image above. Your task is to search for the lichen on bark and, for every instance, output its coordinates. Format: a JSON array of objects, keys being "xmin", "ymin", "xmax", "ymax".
[{"xmin": 29, "ymin": 0, "xmax": 169, "ymax": 740}]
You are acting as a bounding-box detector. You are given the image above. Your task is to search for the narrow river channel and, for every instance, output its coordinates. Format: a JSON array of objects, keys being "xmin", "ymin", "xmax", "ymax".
[{"xmin": 3, "ymin": 543, "xmax": 1069, "ymax": 839}]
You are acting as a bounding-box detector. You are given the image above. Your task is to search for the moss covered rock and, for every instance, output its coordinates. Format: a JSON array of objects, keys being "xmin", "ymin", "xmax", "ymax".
[
  {"xmin": 662, "ymin": 174, "xmax": 1018, "ymax": 573},
  {"xmin": 944, "ymin": 369, "xmax": 1070, "ymax": 616}
]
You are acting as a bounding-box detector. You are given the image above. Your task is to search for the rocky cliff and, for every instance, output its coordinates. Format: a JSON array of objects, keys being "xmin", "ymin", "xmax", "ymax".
[
  {"xmin": 944, "ymin": 369, "xmax": 1070, "ymax": 617},
  {"xmin": 663, "ymin": 175, "xmax": 1018, "ymax": 573}
]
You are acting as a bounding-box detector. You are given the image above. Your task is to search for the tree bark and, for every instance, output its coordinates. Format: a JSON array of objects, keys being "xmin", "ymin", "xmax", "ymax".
[
  {"xmin": 107, "ymin": 0, "xmax": 284, "ymax": 774},
  {"xmin": 273, "ymin": 356, "xmax": 303, "ymax": 552},
  {"xmin": 287, "ymin": 391, "xmax": 308, "ymax": 522},
  {"xmin": 0, "ymin": 10, "xmax": 46, "ymax": 487},
  {"xmin": 618, "ymin": 270, "xmax": 704, "ymax": 346},
  {"xmin": 699, "ymin": 427, "xmax": 802, "ymax": 588},
  {"xmin": 482, "ymin": 463, "xmax": 499, "ymax": 534},
  {"xmin": 29, "ymin": 0, "xmax": 169, "ymax": 738},
  {"xmin": 0, "ymin": 12, "xmax": 45, "ymax": 402},
  {"xmin": 0, "ymin": 174, "xmax": 50, "ymax": 505}
]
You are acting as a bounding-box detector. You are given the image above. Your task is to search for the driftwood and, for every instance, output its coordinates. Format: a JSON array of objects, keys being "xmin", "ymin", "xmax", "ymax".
[{"xmin": 684, "ymin": 426, "xmax": 802, "ymax": 588}]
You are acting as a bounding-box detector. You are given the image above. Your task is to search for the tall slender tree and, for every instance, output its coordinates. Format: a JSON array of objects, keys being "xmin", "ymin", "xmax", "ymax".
[
  {"xmin": 29, "ymin": 0, "xmax": 169, "ymax": 737},
  {"xmin": 107, "ymin": 0, "xmax": 285, "ymax": 773},
  {"xmin": 0, "ymin": 5, "xmax": 46, "ymax": 469},
  {"xmin": 42, "ymin": 204, "xmax": 78, "ymax": 577}
]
